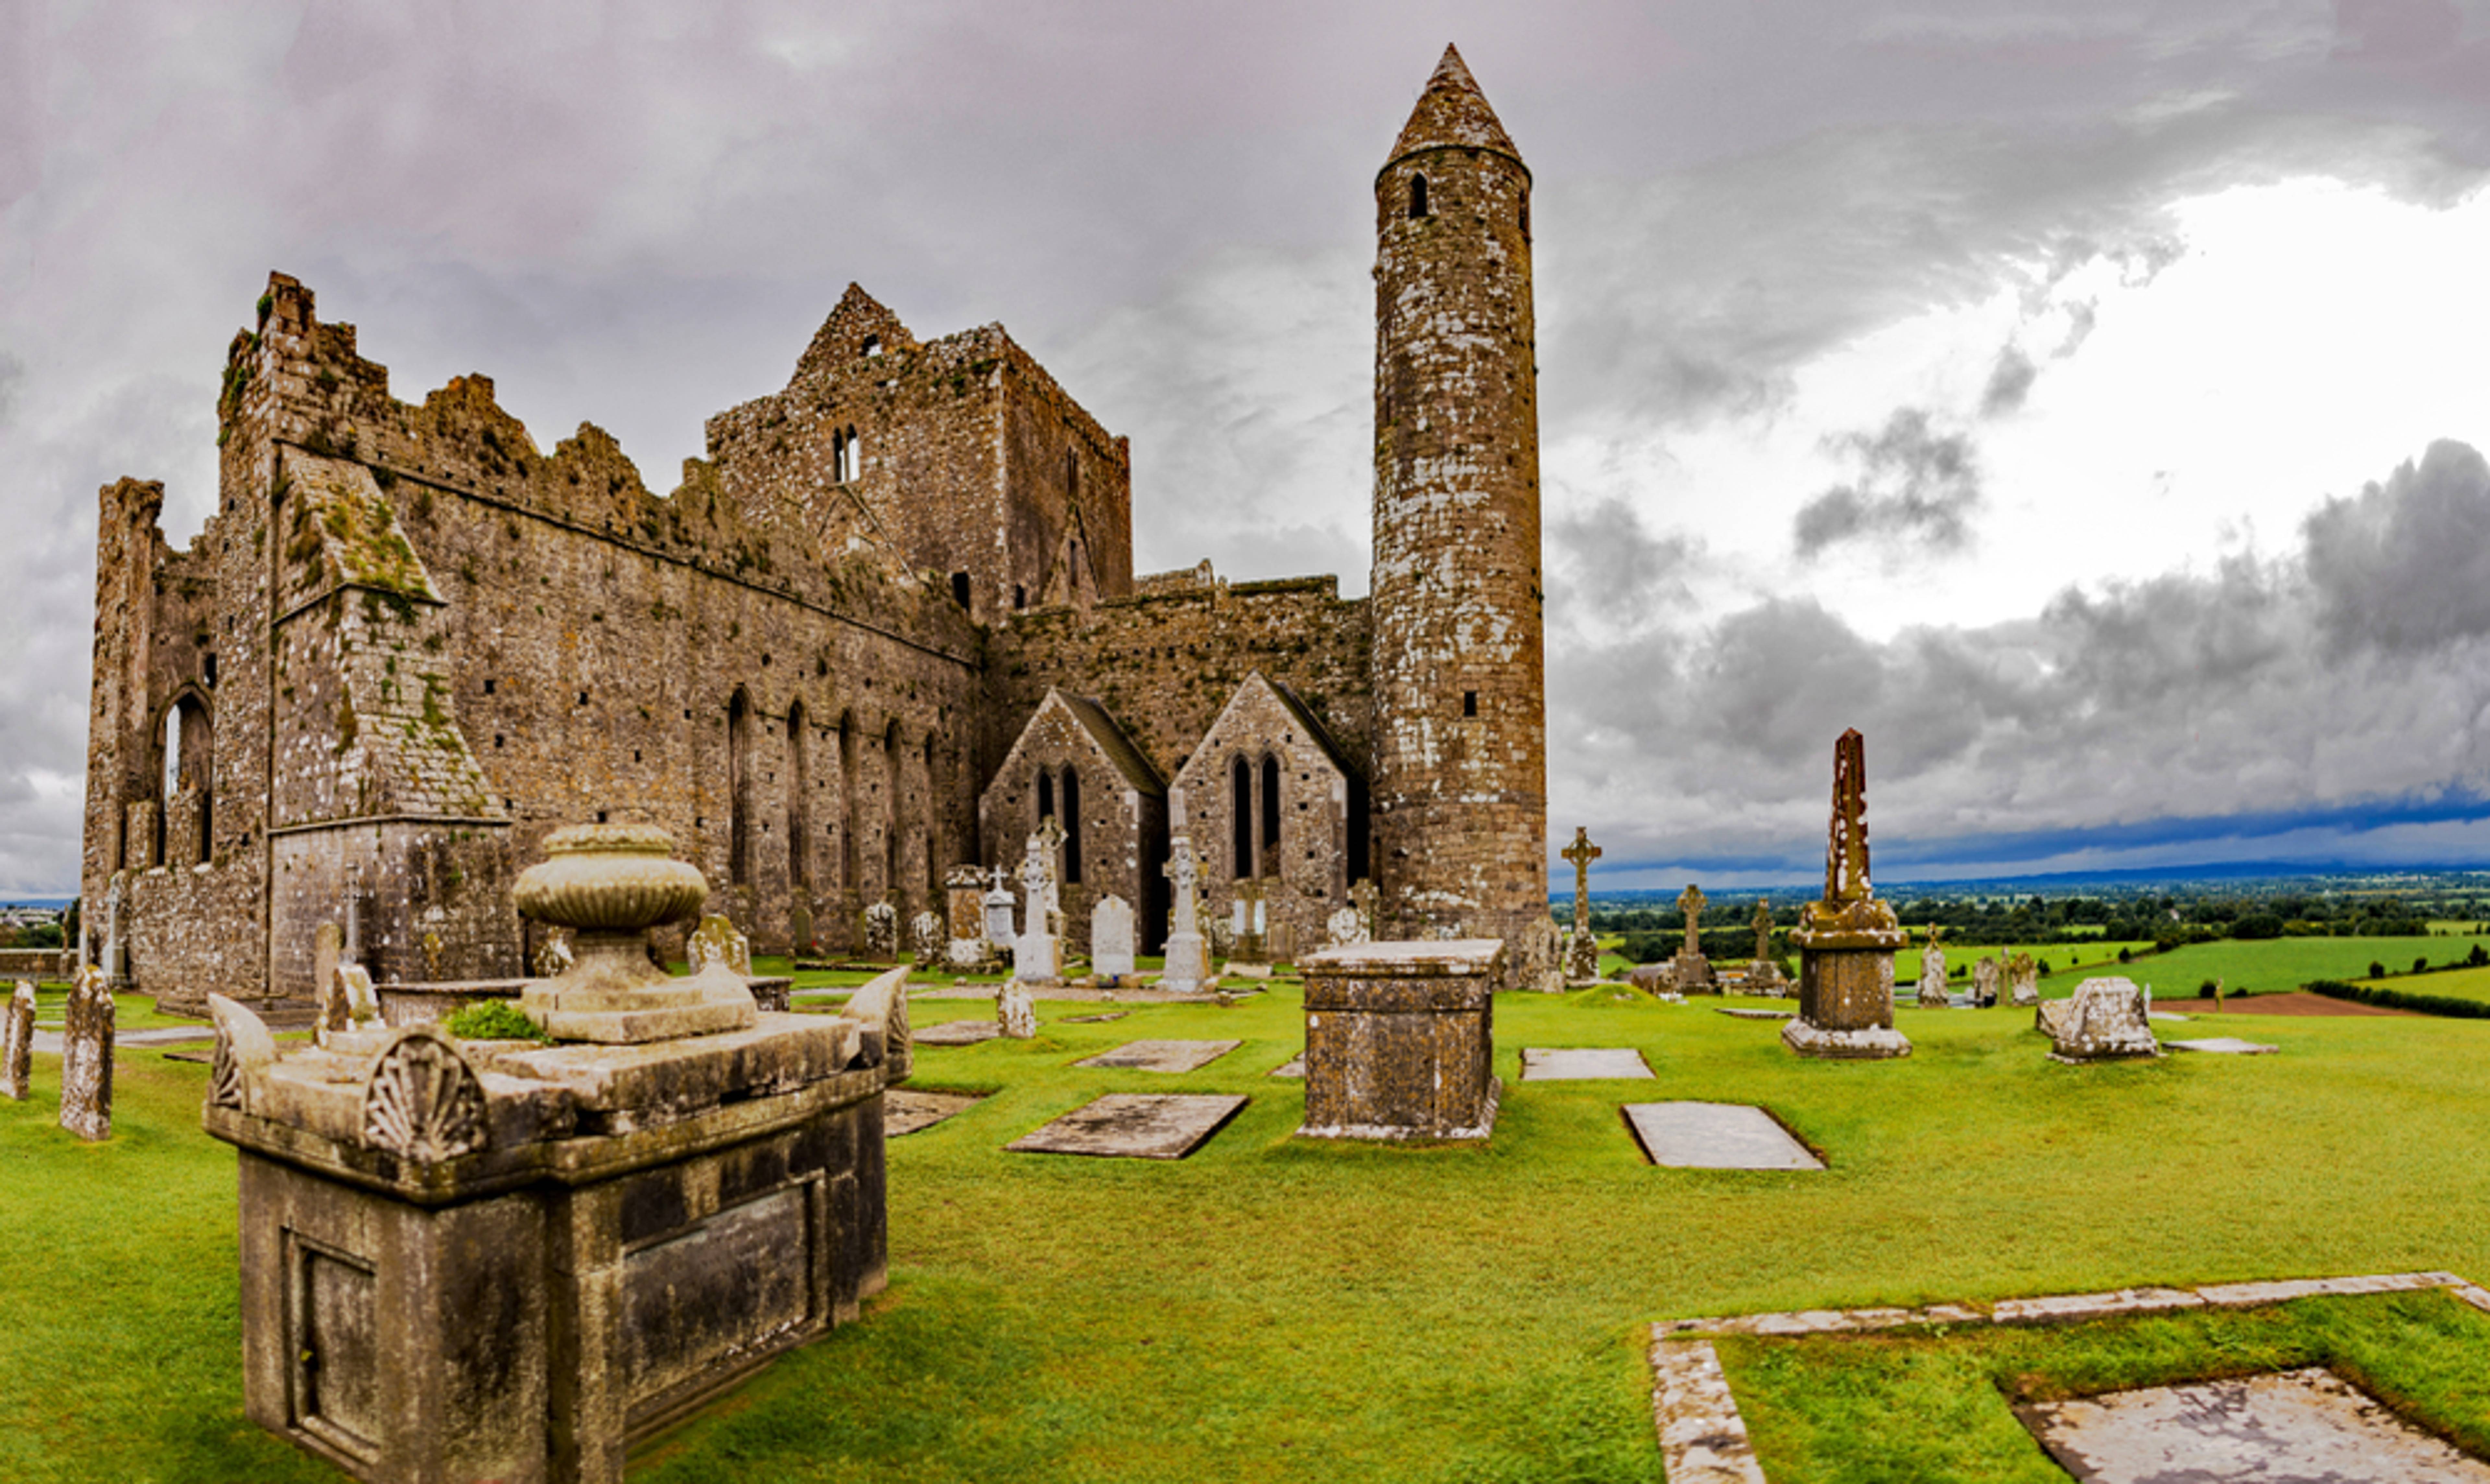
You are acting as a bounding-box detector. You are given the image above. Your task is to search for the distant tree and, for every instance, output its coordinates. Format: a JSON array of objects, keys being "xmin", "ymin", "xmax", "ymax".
[
  {"xmin": 2470, "ymin": 944, "xmax": 2488, "ymax": 968},
  {"xmin": 2369, "ymin": 960, "xmax": 2387, "ymax": 979}
]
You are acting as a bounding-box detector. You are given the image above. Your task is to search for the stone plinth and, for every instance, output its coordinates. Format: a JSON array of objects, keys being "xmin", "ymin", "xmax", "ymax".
[
  {"xmin": 204, "ymin": 991, "xmax": 904, "ymax": 1484},
  {"xmin": 1297, "ymin": 939, "xmax": 1502, "ymax": 1142},
  {"xmin": 1785, "ymin": 900, "xmax": 1911, "ymax": 1061}
]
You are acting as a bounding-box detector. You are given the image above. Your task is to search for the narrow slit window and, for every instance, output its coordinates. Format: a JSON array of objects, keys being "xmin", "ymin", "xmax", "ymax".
[
  {"xmin": 1409, "ymin": 173, "xmax": 1429, "ymax": 218},
  {"xmin": 1463, "ymin": 691, "xmax": 1478, "ymax": 718}
]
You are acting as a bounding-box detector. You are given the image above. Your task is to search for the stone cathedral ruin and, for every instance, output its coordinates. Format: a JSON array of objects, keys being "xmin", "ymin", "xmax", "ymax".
[{"xmin": 80, "ymin": 46, "xmax": 1552, "ymax": 1004}]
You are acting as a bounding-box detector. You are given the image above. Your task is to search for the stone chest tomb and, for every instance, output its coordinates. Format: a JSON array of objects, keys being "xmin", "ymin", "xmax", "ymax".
[
  {"xmin": 1298, "ymin": 938, "xmax": 1503, "ymax": 1141},
  {"xmin": 203, "ymin": 825, "xmax": 906, "ymax": 1484}
]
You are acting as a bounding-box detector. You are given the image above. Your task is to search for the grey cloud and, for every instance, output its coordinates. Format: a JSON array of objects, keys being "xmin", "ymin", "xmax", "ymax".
[
  {"xmin": 2055, "ymin": 298, "xmax": 2100, "ymax": 356},
  {"xmin": 1793, "ymin": 409, "xmax": 1983, "ymax": 556},
  {"xmin": 1547, "ymin": 495, "xmax": 1694, "ymax": 614},
  {"xmin": 1980, "ymin": 345, "xmax": 2038, "ymax": 415},
  {"xmin": 1553, "ymin": 440, "xmax": 2490, "ymax": 881},
  {"xmin": 2304, "ymin": 440, "xmax": 2490, "ymax": 653}
]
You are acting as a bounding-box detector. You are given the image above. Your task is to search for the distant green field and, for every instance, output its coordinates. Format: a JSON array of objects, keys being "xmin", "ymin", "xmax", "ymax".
[
  {"xmin": 2354, "ymin": 963, "xmax": 2490, "ymax": 1005},
  {"xmin": 2103, "ymin": 935, "xmax": 2490, "ymax": 997}
]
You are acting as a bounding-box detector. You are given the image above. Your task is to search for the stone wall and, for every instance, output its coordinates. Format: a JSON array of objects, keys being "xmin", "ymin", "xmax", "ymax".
[
  {"xmin": 976, "ymin": 692, "xmax": 1168, "ymax": 955},
  {"xmin": 1168, "ymin": 674, "xmax": 1361, "ymax": 956}
]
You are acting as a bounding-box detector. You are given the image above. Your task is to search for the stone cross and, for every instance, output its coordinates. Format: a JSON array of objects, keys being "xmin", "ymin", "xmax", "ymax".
[
  {"xmin": 1751, "ymin": 900, "xmax": 1773, "ymax": 964},
  {"xmin": 1019, "ymin": 831, "xmax": 1056, "ymax": 925},
  {"xmin": 1678, "ymin": 883, "xmax": 1708, "ymax": 958},
  {"xmin": 1562, "ymin": 828, "xmax": 1601, "ymax": 940},
  {"xmin": 1824, "ymin": 727, "xmax": 1872, "ymax": 904},
  {"xmin": 1165, "ymin": 838, "xmax": 1201, "ymax": 937}
]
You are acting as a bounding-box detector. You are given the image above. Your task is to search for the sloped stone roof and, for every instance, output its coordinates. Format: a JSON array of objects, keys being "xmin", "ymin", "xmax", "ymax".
[{"xmin": 1384, "ymin": 44, "xmax": 1523, "ymax": 172}]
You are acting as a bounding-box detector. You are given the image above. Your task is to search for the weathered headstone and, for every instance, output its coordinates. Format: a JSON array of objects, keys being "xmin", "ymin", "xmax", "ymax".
[
  {"xmin": 1091, "ymin": 895, "xmax": 1136, "ymax": 980},
  {"xmin": 1562, "ymin": 829, "xmax": 1604, "ymax": 983},
  {"xmin": 945, "ymin": 865, "xmax": 989, "ymax": 966},
  {"xmin": 2008, "ymin": 951, "xmax": 2041, "ymax": 1008},
  {"xmin": 1230, "ymin": 878, "xmax": 1269, "ymax": 966},
  {"xmin": 1972, "ymin": 955, "xmax": 2001, "ymax": 1007},
  {"xmin": 996, "ymin": 979, "xmax": 1037, "ymax": 1039},
  {"xmin": 320, "ymin": 962, "xmax": 390, "ymax": 1055},
  {"xmin": 0, "ymin": 979, "xmax": 33, "ymax": 1100},
  {"xmin": 686, "ymin": 913, "xmax": 753, "ymax": 977},
  {"xmin": 2038, "ymin": 977, "xmax": 2161, "ymax": 1063},
  {"xmin": 1667, "ymin": 882, "xmax": 1715, "ymax": 990},
  {"xmin": 59, "ymin": 964, "xmax": 113, "ymax": 1141},
  {"xmin": 981, "ymin": 865, "xmax": 1017, "ymax": 949},
  {"xmin": 1783, "ymin": 729, "xmax": 1910, "ymax": 1060},
  {"xmin": 1917, "ymin": 931, "xmax": 1951, "ymax": 1009},
  {"xmin": 1159, "ymin": 837, "xmax": 1210, "ymax": 992},
  {"xmin": 789, "ymin": 899, "xmax": 816, "ymax": 955},
  {"xmin": 103, "ymin": 872, "xmax": 126, "ymax": 987},
  {"xmin": 313, "ymin": 921, "xmax": 344, "ymax": 1006},
  {"xmin": 910, "ymin": 910, "xmax": 943, "ymax": 966},
  {"xmin": 863, "ymin": 901, "xmax": 899, "ymax": 961}
]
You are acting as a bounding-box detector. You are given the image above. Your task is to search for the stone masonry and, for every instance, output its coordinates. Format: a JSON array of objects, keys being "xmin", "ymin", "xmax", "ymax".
[{"xmin": 82, "ymin": 50, "xmax": 1554, "ymax": 1008}]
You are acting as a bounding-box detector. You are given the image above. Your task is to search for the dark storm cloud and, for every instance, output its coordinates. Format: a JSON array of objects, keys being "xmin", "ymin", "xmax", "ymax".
[
  {"xmin": 1979, "ymin": 345, "xmax": 2039, "ymax": 416},
  {"xmin": 1558, "ymin": 440, "xmax": 2490, "ymax": 884},
  {"xmin": 2304, "ymin": 440, "xmax": 2490, "ymax": 653},
  {"xmin": 1792, "ymin": 409, "xmax": 1984, "ymax": 556}
]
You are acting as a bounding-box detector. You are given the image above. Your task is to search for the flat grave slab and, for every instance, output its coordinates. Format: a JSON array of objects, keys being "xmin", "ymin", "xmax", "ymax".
[
  {"xmin": 1625, "ymin": 1101, "xmax": 1822, "ymax": 1170},
  {"xmin": 1061, "ymin": 1011, "xmax": 1129, "ymax": 1024},
  {"xmin": 1521, "ymin": 1047, "xmax": 1654, "ymax": 1081},
  {"xmin": 2019, "ymin": 1368, "xmax": 2490, "ymax": 1483},
  {"xmin": 888, "ymin": 1089, "xmax": 988, "ymax": 1136},
  {"xmin": 2168, "ymin": 1036, "xmax": 2278, "ymax": 1055},
  {"xmin": 1268, "ymin": 1053, "xmax": 1305, "ymax": 1078},
  {"xmin": 1006, "ymin": 1094, "xmax": 1248, "ymax": 1160},
  {"xmin": 915, "ymin": 1019, "xmax": 1002, "ymax": 1046},
  {"xmin": 1714, "ymin": 1007, "xmax": 1794, "ymax": 1021},
  {"xmin": 1073, "ymin": 1038, "xmax": 1240, "ymax": 1073}
]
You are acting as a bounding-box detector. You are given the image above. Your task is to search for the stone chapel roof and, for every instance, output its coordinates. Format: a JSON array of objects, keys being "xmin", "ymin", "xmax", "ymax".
[
  {"xmin": 1384, "ymin": 44, "xmax": 1523, "ymax": 173},
  {"xmin": 1051, "ymin": 691, "xmax": 1167, "ymax": 795}
]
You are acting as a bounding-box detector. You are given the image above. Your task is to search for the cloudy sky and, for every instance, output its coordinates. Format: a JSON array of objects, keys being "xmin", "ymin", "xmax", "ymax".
[{"xmin": 2, "ymin": 2, "xmax": 2488, "ymax": 896}]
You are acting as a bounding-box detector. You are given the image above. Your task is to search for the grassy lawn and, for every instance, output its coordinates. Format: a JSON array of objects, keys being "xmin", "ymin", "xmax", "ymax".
[
  {"xmin": 7, "ymin": 983, "xmax": 2490, "ymax": 1481},
  {"xmin": 2352, "ymin": 963, "xmax": 2490, "ymax": 1005},
  {"xmin": 2093, "ymin": 935, "xmax": 2490, "ymax": 998},
  {"xmin": 28, "ymin": 988, "xmax": 212, "ymax": 1033}
]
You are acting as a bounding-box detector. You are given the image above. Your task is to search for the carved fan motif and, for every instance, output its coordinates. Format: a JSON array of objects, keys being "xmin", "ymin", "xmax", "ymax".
[
  {"xmin": 208, "ymin": 1036, "xmax": 244, "ymax": 1111},
  {"xmin": 361, "ymin": 1030, "xmax": 489, "ymax": 1162}
]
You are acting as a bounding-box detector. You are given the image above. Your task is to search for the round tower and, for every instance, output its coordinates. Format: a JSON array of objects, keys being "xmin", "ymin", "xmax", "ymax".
[{"xmin": 1368, "ymin": 45, "xmax": 1547, "ymax": 977}]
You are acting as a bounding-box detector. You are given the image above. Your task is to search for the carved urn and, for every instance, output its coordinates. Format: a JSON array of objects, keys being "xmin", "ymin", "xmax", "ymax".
[{"xmin": 516, "ymin": 822, "xmax": 757, "ymax": 1043}]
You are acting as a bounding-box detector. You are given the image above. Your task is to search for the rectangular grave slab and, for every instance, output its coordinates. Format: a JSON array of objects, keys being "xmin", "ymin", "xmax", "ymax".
[
  {"xmin": 1268, "ymin": 1053, "xmax": 1305, "ymax": 1079},
  {"xmin": 1073, "ymin": 1039, "xmax": 1240, "ymax": 1073},
  {"xmin": 2167, "ymin": 1036, "xmax": 2278, "ymax": 1054},
  {"xmin": 887, "ymin": 1090, "xmax": 987, "ymax": 1137},
  {"xmin": 2018, "ymin": 1368, "xmax": 2490, "ymax": 1483},
  {"xmin": 1521, "ymin": 1047, "xmax": 1655, "ymax": 1081},
  {"xmin": 1007, "ymin": 1094, "xmax": 1248, "ymax": 1160},
  {"xmin": 1624, "ymin": 1102, "xmax": 1822, "ymax": 1170},
  {"xmin": 914, "ymin": 1019, "xmax": 1003, "ymax": 1046},
  {"xmin": 1714, "ymin": 1007, "xmax": 1793, "ymax": 1021}
]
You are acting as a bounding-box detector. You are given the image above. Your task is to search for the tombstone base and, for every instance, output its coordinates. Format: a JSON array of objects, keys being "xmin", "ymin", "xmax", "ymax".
[
  {"xmin": 1013, "ymin": 933, "xmax": 1060, "ymax": 983},
  {"xmin": 1158, "ymin": 932, "xmax": 1210, "ymax": 991},
  {"xmin": 1780, "ymin": 1019, "xmax": 1913, "ymax": 1060}
]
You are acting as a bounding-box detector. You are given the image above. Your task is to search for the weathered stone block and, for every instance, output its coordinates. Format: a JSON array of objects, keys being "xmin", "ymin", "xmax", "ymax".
[
  {"xmin": 59, "ymin": 964, "xmax": 113, "ymax": 1141},
  {"xmin": 1298, "ymin": 939, "xmax": 1501, "ymax": 1141},
  {"xmin": 0, "ymin": 980, "xmax": 33, "ymax": 1100}
]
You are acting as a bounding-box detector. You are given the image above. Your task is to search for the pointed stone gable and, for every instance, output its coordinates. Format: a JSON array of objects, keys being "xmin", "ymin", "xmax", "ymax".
[{"xmin": 1386, "ymin": 44, "xmax": 1523, "ymax": 170}]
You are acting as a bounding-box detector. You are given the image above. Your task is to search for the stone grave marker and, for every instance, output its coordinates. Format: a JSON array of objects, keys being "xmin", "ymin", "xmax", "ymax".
[
  {"xmin": 1, "ymin": 979, "xmax": 33, "ymax": 1100},
  {"xmin": 1298, "ymin": 940, "xmax": 1501, "ymax": 1141},
  {"xmin": 1091, "ymin": 895, "xmax": 1136, "ymax": 980},
  {"xmin": 1784, "ymin": 729, "xmax": 1910, "ymax": 1060},
  {"xmin": 1014, "ymin": 830, "xmax": 1061, "ymax": 982},
  {"xmin": 2167, "ymin": 1036, "xmax": 2278, "ymax": 1055},
  {"xmin": 1268, "ymin": 1052, "xmax": 1305, "ymax": 1078},
  {"xmin": 1158, "ymin": 836, "xmax": 1210, "ymax": 992},
  {"xmin": 58, "ymin": 964, "xmax": 113, "ymax": 1141},
  {"xmin": 1520, "ymin": 1047, "xmax": 1655, "ymax": 1080},
  {"xmin": 910, "ymin": 910, "xmax": 943, "ymax": 965},
  {"xmin": 789, "ymin": 899, "xmax": 815, "ymax": 954},
  {"xmin": 1917, "ymin": 931, "xmax": 1950, "ymax": 1008},
  {"xmin": 313, "ymin": 921, "xmax": 343, "ymax": 1007},
  {"xmin": 915, "ymin": 1019, "xmax": 1003, "ymax": 1047},
  {"xmin": 1669, "ymin": 882, "xmax": 1714, "ymax": 990},
  {"xmin": 2017, "ymin": 1368, "xmax": 2490, "ymax": 1484},
  {"xmin": 888, "ymin": 1089, "xmax": 987, "ymax": 1137},
  {"xmin": 2008, "ymin": 951, "xmax": 2041, "ymax": 1007},
  {"xmin": 1007, "ymin": 1093, "xmax": 1248, "ymax": 1160},
  {"xmin": 1562, "ymin": 828, "xmax": 1603, "ymax": 984},
  {"xmin": 1060, "ymin": 1010, "xmax": 1128, "ymax": 1024},
  {"xmin": 1971, "ymin": 954, "xmax": 2001, "ymax": 1007},
  {"xmin": 2039, "ymin": 978, "xmax": 2161, "ymax": 1063},
  {"xmin": 686, "ymin": 913, "xmax": 753, "ymax": 977},
  {"xmin": 1074, "ymin": 1039, "xmax": 1241, "ymax": 1073},
  {"xmin": 997, "ymin": 979, "xmax": 1037, "ymax": 1039},
  {"xmin": 863, "ymin": 901, "xmax": 900, "ymax": 961},
  {"xmin": 981, "ymin": 865, "xmax": 1017, "ymax": 949},
  {"xmin": 1623, "ymin": 1101, "xmax": 1822, "ymax": 1170},
  {"xmin": 1324, "ymin": 906, "xmax": 1367, "ymax": 950}
]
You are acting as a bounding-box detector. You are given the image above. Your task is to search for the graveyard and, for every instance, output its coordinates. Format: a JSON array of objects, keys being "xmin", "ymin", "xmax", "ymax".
[{"xmin": 7, "ymin": 945, "xmax": 2490, "ymax": 1481}]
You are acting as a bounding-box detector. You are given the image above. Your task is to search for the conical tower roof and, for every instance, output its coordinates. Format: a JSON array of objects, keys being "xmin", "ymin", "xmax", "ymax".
[{"xmin": 1384, "ymin": 45, "xmax": 1524, "ymax": 173}]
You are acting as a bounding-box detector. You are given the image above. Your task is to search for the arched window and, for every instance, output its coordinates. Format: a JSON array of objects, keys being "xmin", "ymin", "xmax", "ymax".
[
  {"xmin": 1037, "ymin": 769, "xmax": 1054, "ymax": 821},
  {"xmin": 1260, "ymin": 754, "xmax": 1281, "ymax": 871},
  {"xmin": 845, "ymin": 425, "xmax": 862, "ymax": 482},
  {"xmin": 882, "ymin": 720, "xmax": 902, "ymax": 900},
  {"xmin": 787, "ymin": 702, "xmax": 811, "ymax": 891},
  {"xmin": 164, "ymin": 695, "xmax": 213, "ymax": 864},
  {"xmin": 728, "ymin": 689, "xmax": 755, "ymax": 885},
  {"xmin": 1409, "ymin": 173, "xmax": 1429, "ymax": 218},
  {"xmin": 1230, "ymin": 755, "xmax": 1253, "ymax": 881},
  {"xmin": 1061, "ymin": 767, "xmax": 1082, "ymax": 885},
  {"xmin": 837, "ymin": 711, "xmax": 859, "ymax": 897}
]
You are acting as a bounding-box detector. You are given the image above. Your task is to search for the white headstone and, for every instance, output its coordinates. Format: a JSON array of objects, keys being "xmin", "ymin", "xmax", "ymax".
[
  {"xmin": 997, "ymin": 979, "xmax": 1037, "ymax": 1039},
  {"xmin": 1091, "ymin": 895, "xmax": 1137, "ymax": 979}
]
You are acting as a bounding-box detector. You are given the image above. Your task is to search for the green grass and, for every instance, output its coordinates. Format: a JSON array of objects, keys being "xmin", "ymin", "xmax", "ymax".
[
  {"xmin": 1727, "ymin": 1291, "xmax": 2490, "ymax": 1482},
  {"xmin": 29, "ymin": 989, "xmax": 210, "ymax": 1033},
  {"xmin": 9, "ymin": 984, "xmax": 2490, "ymax": 1480},
  {"xmin": 2091, "ymin": 935, "xmax": 2490, "ymax": 997},
  {"xmin": 2352, "ymin": 963, "xmax": 2490, "ymax": 1004}
]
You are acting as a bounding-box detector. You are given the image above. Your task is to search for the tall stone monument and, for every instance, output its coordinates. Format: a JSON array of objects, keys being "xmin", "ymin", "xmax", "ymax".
[
  {"xmin": 1, "ymin": 979, "xmax": 33, "ymax": 1101},
  {"xmin": 59, "ymin": 963, "xmax": 114, "ymax": 1140},
  {"xmin": 1562, "ymin": 828, "xmax": 1602, "ymax": 984},
  {"xmin": 1014, "ymin": 830, "xmax": 1061, "ymax": 983},
  {"xmin": 204, "ymin": 822, "xmax": 904, "ymax": 1483},
  {"xmin": 1917, "ymin": 930, "xmax": 1951, "ymax": 1009},
  {"xmin": 1669, "ymin": 883, "xmax": 1715, "ymax": 991},
  {"xmin": 1783, "ymin": 730, "xmax": 1911, "ymax": 1060},
  {"xmin": 1159, "ymin": 836, "xmax": 1210, "ymax": 992}
]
